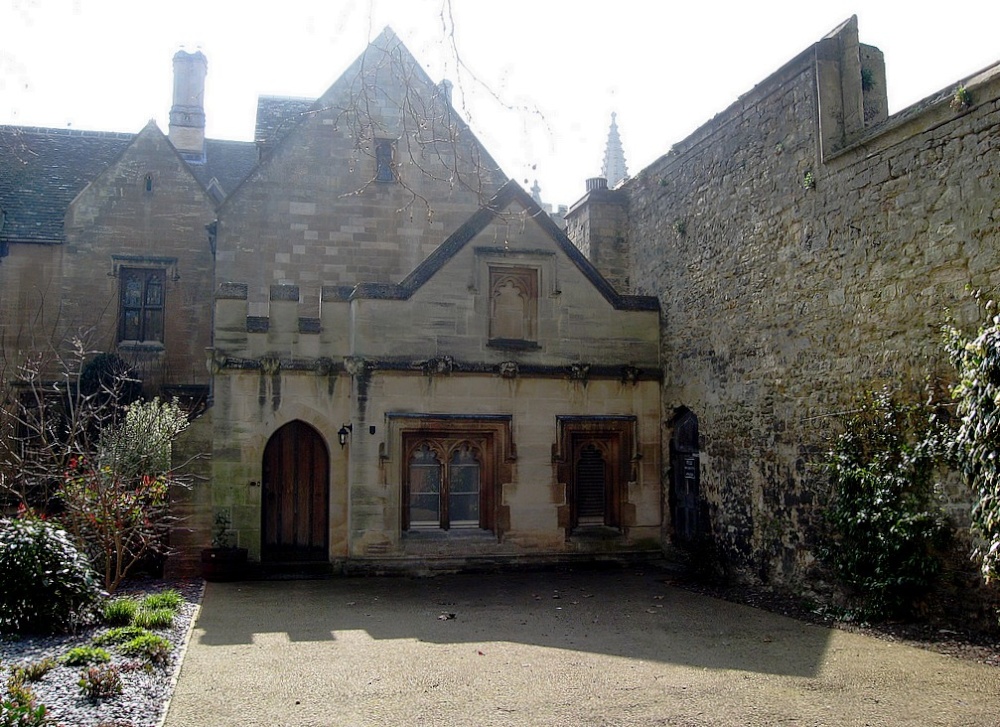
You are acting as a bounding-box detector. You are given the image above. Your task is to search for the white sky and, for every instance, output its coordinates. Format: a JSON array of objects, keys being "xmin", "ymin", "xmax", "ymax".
[{"xmin": 3, "ymin": 1, "xmax": 999, "ymax": 207}]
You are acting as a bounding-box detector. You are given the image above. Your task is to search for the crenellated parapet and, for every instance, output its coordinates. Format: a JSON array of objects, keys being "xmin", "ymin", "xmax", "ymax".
[{"xmin": 213, "ymin": 282, "xmax": 352, "ymax": 363}]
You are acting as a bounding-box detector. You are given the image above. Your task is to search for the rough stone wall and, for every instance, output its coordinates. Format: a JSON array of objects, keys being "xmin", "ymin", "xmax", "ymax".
[
  {"xmin": 62, "ymin": 122, "xmax": 216, "ymax": 392},
  {"xmin": 624, "ymin": 32, "xmax": 1000, "ymax": 584}
]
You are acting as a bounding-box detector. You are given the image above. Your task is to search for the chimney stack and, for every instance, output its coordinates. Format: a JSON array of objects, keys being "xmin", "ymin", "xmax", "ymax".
[{"xmin": 169, "ymin": 50, "xmax": 207, "ymax": 161}]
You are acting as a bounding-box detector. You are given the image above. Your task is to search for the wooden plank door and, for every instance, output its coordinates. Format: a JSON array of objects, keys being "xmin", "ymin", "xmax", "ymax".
[{"xmin": 262, "ymin": 421, "xmax": 329, "ymax": 562}]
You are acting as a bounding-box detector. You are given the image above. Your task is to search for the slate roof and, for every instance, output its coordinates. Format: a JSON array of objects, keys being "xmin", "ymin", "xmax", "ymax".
[
  {"xmin": 0, "ymin": 126, "xmax": 132, "ymax": 244},
  {"xmin": 0, "ymin": 125, "xmax": 258, "ymax": 245},
  {"xmin": 254, "ymin": 96, "xmax": 316, "ymax": 149},
  {"xmin": 188, "ymin": 139, "xmax": 259, "ymax": 198}
]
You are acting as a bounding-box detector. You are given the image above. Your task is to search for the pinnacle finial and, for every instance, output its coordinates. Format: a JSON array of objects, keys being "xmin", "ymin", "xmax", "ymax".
[{"xmin": 601, "ymin": 113, "xmax": 628, "ymax": 188}]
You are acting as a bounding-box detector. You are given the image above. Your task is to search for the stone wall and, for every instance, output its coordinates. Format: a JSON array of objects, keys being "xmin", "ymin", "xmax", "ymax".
[{"xmin": 620, "ymin": 21, "xmax": 1000, "ymax": 584}]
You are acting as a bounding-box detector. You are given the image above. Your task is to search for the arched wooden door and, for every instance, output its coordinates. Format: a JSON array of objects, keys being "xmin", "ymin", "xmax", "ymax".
[{"xmin": 262, "ymin": 421, "xmax": 329, "ymax": 562}]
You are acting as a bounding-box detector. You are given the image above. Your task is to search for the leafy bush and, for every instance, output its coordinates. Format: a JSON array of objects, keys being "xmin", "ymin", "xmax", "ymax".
[
  {"xmin": 946, "ymin": 307, "xmax": 1000, "ymax": 583},
  {"xmin": 61, "ymin": 646, "xmax": 110, "ymax": 667},
  {"xmin": 131, "ymin": 608, "xmax": 174, "ymax": 630},
  {"xmin": 0, "ymin": 517, "xmax": 104, "ymax": 634},
  {"xmin": 92, "ymin": 626, "xmax": 151, "ymax": 646},
  {"xmin": 101, "ymin": 598, "xmax": 139, "ymax": 626},
  {"xmin": 77, "ymin": 665, "xmax": 122, "ymax": 701},
  {"xmin": 57, "ymin": 398, "xmax": 190, "ymax": 592},
  {"xmin": 140, "ymin": 589, "xmax": 182, "ymax": 612},
  {"xmin": 818, "ymin": 389, "xmax": 950, "ymax": 620},
  {"xmin": 120, "ymin": 634, "xmax": 172, "ymax": 667}
]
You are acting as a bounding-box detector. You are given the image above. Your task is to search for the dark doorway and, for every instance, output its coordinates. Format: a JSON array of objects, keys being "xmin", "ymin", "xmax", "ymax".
[
  {"xmin": 555, "ymin": 417, "xmax": 634, "ymax": 533},
  {"xmin": 262, "ymin": 421, "xmax": 329, "ymax": 562},
  {"xmin": 670, "ymin": 408, "xmax": 700, "ymax": 543}
]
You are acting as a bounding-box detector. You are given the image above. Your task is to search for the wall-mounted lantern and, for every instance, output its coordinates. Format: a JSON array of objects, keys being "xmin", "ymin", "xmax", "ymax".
[{"xmin": 338, "ymin": 424, "xmax": 353, "ymax": 448}]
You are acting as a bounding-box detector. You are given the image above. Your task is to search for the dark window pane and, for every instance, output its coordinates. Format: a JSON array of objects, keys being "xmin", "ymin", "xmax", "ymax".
[
  {"xmin": 409, "ymin": 444, "xmax": 441, "ymax": 527},
  {"xmin": 124, "ymin": 276, "xmax": 143, "ymax": 307},
  {"xmin": 122, "ymin": 310, "xmax": 141, "ymax": 340},
  {"xmin": 145, "ymin": 276, "xmax": 163, "ymax": 306}
]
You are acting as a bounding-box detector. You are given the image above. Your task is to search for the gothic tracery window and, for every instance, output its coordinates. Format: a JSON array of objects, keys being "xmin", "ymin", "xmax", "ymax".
[{"xmin": 405, "ymin": 436, "xmax": 489, "ymax": 531}]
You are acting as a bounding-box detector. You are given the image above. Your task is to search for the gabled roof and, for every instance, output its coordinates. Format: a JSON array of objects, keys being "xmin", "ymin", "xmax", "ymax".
[
  {"xmin": 229, "ymin": 27, "xmax": 507, "ymax": 200},
  {"xmin": 0, "ymin": 124, "xmax": 257, "ymax": 245},
  {"xmin": 351, "ymin": 180, "xmax": 660, "ymax": 312}
]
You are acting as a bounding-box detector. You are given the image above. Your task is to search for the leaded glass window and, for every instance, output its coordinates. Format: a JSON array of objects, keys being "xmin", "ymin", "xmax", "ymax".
[{"xmin": 119, "ymin": 267, "xmax": 165, "ymax": 343}]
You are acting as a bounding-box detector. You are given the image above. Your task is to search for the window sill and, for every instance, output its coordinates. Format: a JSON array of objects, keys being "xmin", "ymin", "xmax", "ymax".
[
  {"xmin": 118, "ymin": 341, "xmax": 165, "ymax": 353},
  {"xmin": 487, "ymin": 338, "xmax": 541, "ymax": 352},
  {"xmin": 402, "ymin": 528, "xmax": 496, "ymax": 542},
  {"xmin": 568, "ymin": 525, "xmax": 623, "ymax": 541}
]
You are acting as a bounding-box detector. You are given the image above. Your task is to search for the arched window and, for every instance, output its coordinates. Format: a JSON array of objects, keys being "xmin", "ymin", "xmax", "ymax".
[{"xmin": 405, "ymin": 437, "xmax": 488, "ymax": 530}]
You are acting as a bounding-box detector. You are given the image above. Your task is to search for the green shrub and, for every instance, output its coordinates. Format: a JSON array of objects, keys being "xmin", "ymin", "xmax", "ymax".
[
  {"xmin": 100, "ymin": 598, "xmax": 139, "ymax": 626},
  {"xmin": 77, "ymin": 665, "xmax": 122, "ymax": 701},
  {"xmin": 1, "ymin": 669, "xmax": 53, "ymax": 726},
  {"xmin": 140, "ymin": 589, "xmax": 182, "ymax": 612},
  {"xmin": 61, "ymin": 646, "xmax": 110, "ymax": 667},
  {"xmin": 120, "ymin": 633, "xmax": 172, "ymax": 667},
  {"xmin": 0, "ymin": 517, "xmax": 104, "ymax": 634},
  {"xmin": 131, "ymin": 608, "xmax": 174, "ymax": 630},
  {"xmin": 93, "ymin": 626, "xmax": 151, "ymax": 646},
  {"xmin": 10, "ymin": 659, "xmax": 56, "ymax": 683},
  {"xmin": 818, "ymin": 389, "xmax": 950, "ymax": 620},
  {"xmin": 946, "ymin": 307, "xmax": 1000, "ymax": 584}
]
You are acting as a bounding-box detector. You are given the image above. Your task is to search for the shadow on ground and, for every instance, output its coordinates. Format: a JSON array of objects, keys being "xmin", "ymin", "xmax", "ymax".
[{"xmin": 194, "ymin": 564, "xmax": 831, "ymax": 677}]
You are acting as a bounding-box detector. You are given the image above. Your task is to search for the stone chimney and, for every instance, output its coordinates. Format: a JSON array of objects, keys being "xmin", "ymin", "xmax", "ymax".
[
  {"xmin": 169, "ymin": 50, "xmax": 208, "ymax": 160},
  {"xmin": 565, "ymin": 177, "xmax": 629, "ymax": 293}
]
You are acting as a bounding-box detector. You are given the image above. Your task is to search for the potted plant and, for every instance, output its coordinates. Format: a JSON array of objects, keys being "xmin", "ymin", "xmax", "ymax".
[{"xmin": 200, "ymin": 509, "xmax": 248, "ymax": 581}]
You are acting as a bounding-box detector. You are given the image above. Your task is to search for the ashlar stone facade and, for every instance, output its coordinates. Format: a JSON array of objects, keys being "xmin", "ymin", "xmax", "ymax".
[{"xmin": 205, "ymin": 31, "xmax": 662, "ymax": 571}]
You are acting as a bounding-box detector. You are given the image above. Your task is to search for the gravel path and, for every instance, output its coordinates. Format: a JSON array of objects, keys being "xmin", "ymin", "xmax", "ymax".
[{"xmin": 0, "ymin": 579, "xmax": 202, "ymax": 727}]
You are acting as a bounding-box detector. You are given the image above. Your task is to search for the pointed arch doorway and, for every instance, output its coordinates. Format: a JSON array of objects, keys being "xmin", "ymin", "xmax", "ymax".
[{"xmin": 262, "ymin": 421, "xmax": 329, "ymax": 563}]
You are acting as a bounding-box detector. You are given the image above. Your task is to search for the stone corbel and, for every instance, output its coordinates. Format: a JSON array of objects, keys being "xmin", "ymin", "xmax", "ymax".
[
  {"xmin": 422, "ymin": 356, "xmax": 454, "ymax": 376},
  {"xmin": 569, "ymin": 363, "xmax": 591, "ymax": 381},
  {"xmin": 499, "ymin": 361, "xmax": 519, "ymax": 379}
]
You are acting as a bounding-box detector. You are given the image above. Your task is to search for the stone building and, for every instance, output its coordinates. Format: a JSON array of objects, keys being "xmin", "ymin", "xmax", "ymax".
[
  {"xmin": 1, "ymin": 29, "xmax": 662, "ymax": 576},
  {"xmin": 1, "ymin": 18, "xmax": 998, "ymax": 584}
]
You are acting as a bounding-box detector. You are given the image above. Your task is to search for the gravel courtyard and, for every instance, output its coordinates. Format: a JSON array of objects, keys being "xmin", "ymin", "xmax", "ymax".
[{"xmin": 163, "ymin": 566, "xmax": 1000, "ymax": 726}]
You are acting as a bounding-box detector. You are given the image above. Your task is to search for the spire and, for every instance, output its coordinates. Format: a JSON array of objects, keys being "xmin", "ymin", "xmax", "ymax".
[
  {"xmin": 530, "ymin": 179, "xmax": 543, "ymax": 205},
  {"xmin": 601, "ymin": 112, "xmax": 628, "ymax": 188}
]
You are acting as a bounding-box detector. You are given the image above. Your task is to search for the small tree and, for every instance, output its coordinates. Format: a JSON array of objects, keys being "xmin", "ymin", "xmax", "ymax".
[
  {"xmin": 818, "ymin": 388, "xmax": 950, "ymax": 620},
  {"xmin": 57, "ymin": 398, "xmax": 189, "ymax": 592},
  {"xmin": 946, "ymin": 304, "xmax": 1000, "ymax": 583}
]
